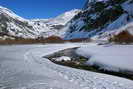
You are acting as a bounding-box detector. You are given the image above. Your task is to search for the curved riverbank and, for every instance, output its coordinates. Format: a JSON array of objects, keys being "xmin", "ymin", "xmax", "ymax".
[{"xmin": 43, "ymin": 47, "xmax": 133, "ymax": 80}]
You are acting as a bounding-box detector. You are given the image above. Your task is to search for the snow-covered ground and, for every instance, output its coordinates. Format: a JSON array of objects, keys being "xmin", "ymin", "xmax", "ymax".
[{"xmin": 0, "ymin": 43, "xmax": 133, "ymax": 89}]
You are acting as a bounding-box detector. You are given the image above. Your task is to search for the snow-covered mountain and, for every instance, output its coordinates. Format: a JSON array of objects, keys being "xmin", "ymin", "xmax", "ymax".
[
  {"xmin": 0, "ymin": 6, "xmax": 38, "ymax": 39},
  {"xmin": 64, "ymin": 0, "xmax": 133, "ymax": 40},
  {"xmin": 0, "ymin": 6, "xmax": 80, "ymax": 39},
  {"xmin": 31, "ymin": 9, "xmax": 80, "ymax": 38},
  {"xmin": 1, "ymin": 0, "xmax": 133, "ymax": 41}
]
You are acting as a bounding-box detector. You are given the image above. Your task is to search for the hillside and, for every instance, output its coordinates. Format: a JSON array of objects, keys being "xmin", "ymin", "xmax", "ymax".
[
  {"xmin": 0, "ymin": 6, "xmax": 80, "ymax": 40},
  {"xmin": 64, "ymin": 0, "xmax": 133, "ymax": 41},
  {"xmin": 0, "ymin": 0, "xmax": 133, "ymax": 42}
]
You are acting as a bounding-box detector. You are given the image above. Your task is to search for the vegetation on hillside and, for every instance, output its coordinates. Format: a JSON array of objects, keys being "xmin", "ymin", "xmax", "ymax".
[
  {"xmin": 109, "ymin": 30, "xmax": 133, "ymax": 44},
  {"xmin": 0, "ymin": 35, "xmax": 91, "ymax": 45},
  {"xmin": 69, "ymin": 0, "xmax": 127, "ymax": 34}
]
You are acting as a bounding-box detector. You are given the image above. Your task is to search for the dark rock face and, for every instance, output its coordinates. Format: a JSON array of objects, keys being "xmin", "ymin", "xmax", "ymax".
[{"xmin": 64, "ymin": 0, "xmax": 133, "ymax": 39}]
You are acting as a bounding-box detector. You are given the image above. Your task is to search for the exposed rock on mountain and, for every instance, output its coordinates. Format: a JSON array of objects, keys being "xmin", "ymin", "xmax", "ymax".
[
  {"xmin": 64, "ymin": 0, "xmax": 133, "ymax": 40},
  {"xmin": 1, "ymin": 0, "xmax": 133, "ymax": 42}
]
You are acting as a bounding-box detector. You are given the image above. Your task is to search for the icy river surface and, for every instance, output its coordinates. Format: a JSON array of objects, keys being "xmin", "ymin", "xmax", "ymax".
[{"xmin": 0, "ymin": 43, "xmax": 133, "ymax": 89}]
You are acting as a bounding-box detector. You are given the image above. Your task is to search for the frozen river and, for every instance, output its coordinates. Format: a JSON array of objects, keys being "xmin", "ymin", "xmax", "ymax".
[{"xmin": 0, "ymin": 43, "xmax": 133, "ymax": 89}]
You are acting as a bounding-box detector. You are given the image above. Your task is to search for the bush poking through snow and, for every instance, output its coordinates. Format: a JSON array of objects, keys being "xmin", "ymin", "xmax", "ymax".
[
  {"xmin": 68, "ymin": 38, "xmax": 91, "ymax": 42},
  {"xmin": 0, "ymin": 35, "xmax": 65, "ymax": 44},
  {"xmin": 0, "ymin": 35, "xmax": 92, "ymax": 44},
  {"xmin": 42, "ymin": 36, "xmax": 65, "ymax": 43},
  {"xmin": 109, "ymin": 30, "xmax": 133, "ymax": 44}
]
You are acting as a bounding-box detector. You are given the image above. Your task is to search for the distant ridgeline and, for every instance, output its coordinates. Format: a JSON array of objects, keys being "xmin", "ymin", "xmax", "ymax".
[{"xmin": 0, "ymin": 6, "xmax": 80, "ymax": 40}]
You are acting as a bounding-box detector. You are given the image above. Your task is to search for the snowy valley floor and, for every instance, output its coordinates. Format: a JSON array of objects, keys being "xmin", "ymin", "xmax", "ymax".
[{"xmin": 0, "ymin": 43, "xmax": 133, "ymax": 89}]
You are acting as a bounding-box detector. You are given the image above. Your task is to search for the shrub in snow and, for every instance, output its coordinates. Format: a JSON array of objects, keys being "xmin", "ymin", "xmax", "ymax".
[
  {"xmin": 44, "ymin": 35, "xmax": 65, "ymax": 43},
  {"xmin": 68, "ymin": 38, "xmax": 91, "ymax": 42},
  {"xmin": 0, "ymin": 35, "xmax": 65, "ymax": 44},
  {"xmin": 109, "ymin": 30, "xmax": 133, "ymax": 43}
]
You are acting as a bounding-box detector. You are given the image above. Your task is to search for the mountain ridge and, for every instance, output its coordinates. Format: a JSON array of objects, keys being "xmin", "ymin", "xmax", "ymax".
[
  {"xmin": 0, "ymin": 6, "xmax": 80, "ymax": 40},
  {"xmin": 0, "ymin": 0, "xmax": 133, "ymax": 41}
]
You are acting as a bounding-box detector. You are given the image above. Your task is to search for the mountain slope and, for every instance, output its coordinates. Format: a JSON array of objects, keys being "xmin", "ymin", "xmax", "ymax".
[
  {"xmin": 0, "ymin": 6, "xmax": 38, "ymax": 39},
  {"xmin": 64, "ymin": 0, "xmax": 133, "ymax": 40},
  {"xmin": 1, "ymin": 0, "xmax": 133, "ymax": 41},
  {"xmin": 0, "ymin": 6, "xmax": 80, "ymax": 39},
  {"xmin": 31, "ymin": 9, "xmax": 80, "ymax": 38}
]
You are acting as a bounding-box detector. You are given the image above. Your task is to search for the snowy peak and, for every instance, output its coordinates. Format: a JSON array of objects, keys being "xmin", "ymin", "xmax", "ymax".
[
  {"xmin": 0, "ymin": 6, "xmax": 14, "ymax": 15},
  {"xmin": 0, "ymin": 6, "xmax": 40, "ymax": 39},
  {"xmin": 31, "ymin": 9, "xmax": 81, "ymax": 38},
  {"xmin": 32, "ymin": 9, "xmax": 81, "ymax": 26},
  {"xmin": 0, "ymin": 6, "xmax": 27, "ymax": 22},
  {"xmin": 51, "ymin": 9, "xmax": 81, "ymax": 25}
]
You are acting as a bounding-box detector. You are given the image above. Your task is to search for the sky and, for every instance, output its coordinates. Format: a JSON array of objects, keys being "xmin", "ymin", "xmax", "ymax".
[{"xmin": 0, "ymin": 0, "xmax": 84, "ymax": 19}]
